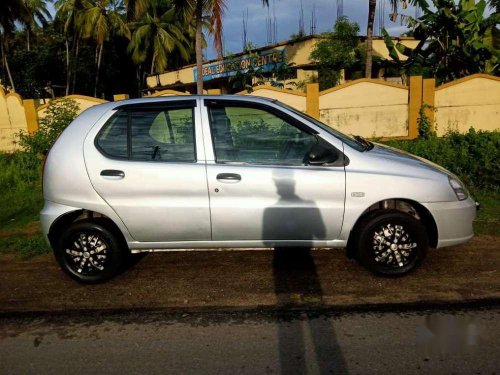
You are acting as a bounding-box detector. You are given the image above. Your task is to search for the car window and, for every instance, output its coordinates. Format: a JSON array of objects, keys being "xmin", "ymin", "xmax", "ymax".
[
  {"xmin": 130, "ymin": 108, "xmax": 195, "ymax": 162},
  {"xmin": 277, "ymin": 102, "xmax": 367, "ymax": 151},
  {"xmin": 208, "ymin": 106, "xmax": 317, "ymax": 165},
  {"xmin": 96, "ymin": 107, "xmax": 196, "ymax": 162},
  {"xmin": 96, "ymin": 111, "xmax": 128, "ymax": 158}
]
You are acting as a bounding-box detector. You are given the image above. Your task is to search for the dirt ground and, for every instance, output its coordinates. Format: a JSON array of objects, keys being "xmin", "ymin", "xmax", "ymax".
[{"xmin": 0, "ymin": 236, "xmax": 499, "ymax": 314}]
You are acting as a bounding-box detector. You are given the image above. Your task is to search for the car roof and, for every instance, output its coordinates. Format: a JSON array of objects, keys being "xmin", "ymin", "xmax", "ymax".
[{"xmin": 108, "ymin": 94, "xmax": 278, "ymax": 109}]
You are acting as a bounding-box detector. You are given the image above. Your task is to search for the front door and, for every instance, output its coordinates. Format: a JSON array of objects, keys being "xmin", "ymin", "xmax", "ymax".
[
  {"xmin": 203, "ymin": 101, "xmax": 346, "ymax": 245},
  {"xmin": 84, "ymin": 100, "xmax": 211, "ymax": 242}
]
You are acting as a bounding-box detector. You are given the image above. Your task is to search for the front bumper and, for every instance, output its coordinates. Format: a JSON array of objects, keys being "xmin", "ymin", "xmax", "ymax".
[{"xmin": 422, "ymin": 196, "xmax": 477, "ymax": 248}]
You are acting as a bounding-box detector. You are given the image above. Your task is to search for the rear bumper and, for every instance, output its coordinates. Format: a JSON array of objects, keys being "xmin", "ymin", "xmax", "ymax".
[
  {"xmin": 422, "ymin": 197, "xmax": 477, "ymax": 248},
  {"xmin": 40, "ymin": 200, "xmax": 83, "ymax": 244}
]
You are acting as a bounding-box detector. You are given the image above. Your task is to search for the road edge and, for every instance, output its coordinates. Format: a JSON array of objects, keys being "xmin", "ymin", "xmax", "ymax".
[{"xmin": 1, "ymin": 297, "xmax": 499, "ymax": 320}]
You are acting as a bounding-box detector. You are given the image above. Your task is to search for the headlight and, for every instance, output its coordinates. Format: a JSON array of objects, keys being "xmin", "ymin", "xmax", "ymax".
[{"xmin": 448, "ymin": 176, "xmax": 468, "ymax": 201}]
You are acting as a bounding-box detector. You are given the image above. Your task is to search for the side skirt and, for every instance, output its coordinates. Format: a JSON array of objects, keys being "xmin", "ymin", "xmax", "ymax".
[{"xmin": 128, "ymin": 239, "xmax": 348, "ymax": 253}]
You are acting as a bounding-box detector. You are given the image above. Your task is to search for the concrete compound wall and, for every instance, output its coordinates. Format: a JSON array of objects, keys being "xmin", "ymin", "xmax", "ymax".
[
  {"xmin": 1, "ymin": 74, "xmax": 499, "ymax": 152},
  {"xmin": 239, "ymin": 87, "xmax": 307, "ymax": 112},
  {"xmin": 36, "ymin": 95, "xmax": 108, "ymax": 118},
  {"xmin": 434, "ymin": 75, "xmax": 500, "ymax": 136},
  {"xmin": 0, "ymin": 88, "xmax": 29, "ymax": 152},
  {"xmin": 318, "ymin": 80, "xmax": 409, "ymax": 138}
]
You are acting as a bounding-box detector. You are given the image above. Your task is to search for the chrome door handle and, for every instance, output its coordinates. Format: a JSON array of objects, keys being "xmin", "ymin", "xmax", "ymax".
[
  {"xmin": 100, "ymin": 169, "xmax": 125, "ymax": 179},
  {"xmin": 216, "ymin": 173, "xmax": 241, "ymax": 182}
]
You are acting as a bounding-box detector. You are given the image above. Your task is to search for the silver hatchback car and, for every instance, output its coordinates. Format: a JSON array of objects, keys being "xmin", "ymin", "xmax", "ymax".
[{"xmin": 41, "ymin": 95, "xmax": 477, "ymax": 283}]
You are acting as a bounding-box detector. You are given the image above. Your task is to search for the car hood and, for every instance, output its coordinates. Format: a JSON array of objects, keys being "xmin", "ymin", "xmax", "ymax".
[{"xmin": 367, "ymin": 143, "xmax": 453, "ymax": 177}]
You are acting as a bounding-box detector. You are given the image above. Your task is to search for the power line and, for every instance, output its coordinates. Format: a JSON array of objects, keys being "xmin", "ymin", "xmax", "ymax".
[
  {"xmin": 310, "ymin": 3, "xmax": 317, "ymax": 35},
  {"xmin": 336, "ymin": 0, "xmax": 343, "ymax": 19},
  {"xmin": 298, "ymin": 0, "xmax": 305, "ymax": 36},
  {"xmin": 377, "ymin": 0, "xmax": 386, "ymax": 35},
  {"xmin": 242, "ymin": 8, "xmax": 248, "ymax": 50}
]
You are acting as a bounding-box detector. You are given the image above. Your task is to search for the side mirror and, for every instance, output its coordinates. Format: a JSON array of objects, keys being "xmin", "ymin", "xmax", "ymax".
[{"xmin": 307, "ymin": 142, "xmax": 339, "ymax": 166}]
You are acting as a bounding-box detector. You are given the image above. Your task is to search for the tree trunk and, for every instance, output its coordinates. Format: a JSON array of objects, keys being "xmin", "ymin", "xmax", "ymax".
[
  {"xmin": 365, "ymin": 0, "xmax": 376, "ymax": 78},
  {"xmin": 1, "ymin": 36, "xmax": 16, "ymax": 92},
  {"xmin": 0, "ymin": 35, "xmax": 5, "ymax": 77},
  {"xmin": 150, "ymin": 54, "xmax": 156, "ymax": 75},
  {"xmin": 195, "ymin": 0, "xmax": 204, "ymax": 95},
  {"xmin": 27, "ymin": 28, "xmax": 30, "ymax": 51},
  {"xmin": 94, "ymin": 44, "xmax": 103, "ymax": 97},
  {"xmin": 4, "ymin": 54, "xmax": 15, "ymax": 92},
  {"xmin": 65, "ymin": 38, "xmax": 71, "ymax": 95},
  {"xmin": 72, "ymin": 39, "xmax": 80, "ymax": 94},
  {"xmin": 137, "ymin": 64, "xmax": 144, "ymax": 97}
]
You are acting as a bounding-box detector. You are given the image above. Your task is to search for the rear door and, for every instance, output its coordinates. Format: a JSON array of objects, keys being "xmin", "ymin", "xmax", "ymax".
[
  {"xmin": 84, "ymin": 99, "xmax": 211, "ymax": 242},
  {"xmin": 201, "ymin": 99, "xmax": 346, "ymax": 245}
]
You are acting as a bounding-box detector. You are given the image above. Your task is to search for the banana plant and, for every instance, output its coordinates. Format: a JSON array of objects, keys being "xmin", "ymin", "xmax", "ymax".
[{"xmin": 382, "ymin": 0, "xmax": 499, "ymax": 83}]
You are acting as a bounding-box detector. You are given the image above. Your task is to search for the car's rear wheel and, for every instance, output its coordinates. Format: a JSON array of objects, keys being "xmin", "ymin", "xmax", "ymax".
[
  {"xmin": 355, "ymin": 212, "xmax": 428, "ymax": 276},
  {"xmin": 55, "ymin": 221, "xmax": 125, "ymax": 283}
]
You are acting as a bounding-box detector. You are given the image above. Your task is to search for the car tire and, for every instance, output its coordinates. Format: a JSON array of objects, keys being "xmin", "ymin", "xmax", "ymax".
[
  {"xmin": 54, "ymin": 220, "xmax": 126, "ymax": 283},
  {"xmin": 354, "ymin": 211, "xmax": 428, "ymax": 276}
]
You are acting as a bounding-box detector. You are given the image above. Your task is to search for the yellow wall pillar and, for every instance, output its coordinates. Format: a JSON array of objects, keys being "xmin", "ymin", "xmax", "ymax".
[
  {"xmin": 23, "ymin": 99, "xmax": 39, "ymax": 134},
  {"xmin": 113, "ymin": 94, "xmax": 129, "ymax": 101},
  {"xmin": 422, "ymin": 78, "xmax": 436, "ymax": 131},
  {"xmin": 306, "ymin": 83, "xmax": 320, "ymax": 119},
  {"xmin": 408, "ymin": 76, "xmax": 423, "ymax": 139}
]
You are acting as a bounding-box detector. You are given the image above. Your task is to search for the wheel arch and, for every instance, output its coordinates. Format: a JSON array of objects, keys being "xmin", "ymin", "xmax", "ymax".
[
  {"xmin": 346, "ymin": 198, "xmax": 438, "ymax": 258},
  {"xmin": 48, "ymin": 209, "xmax": 129, "ymax": 251}
]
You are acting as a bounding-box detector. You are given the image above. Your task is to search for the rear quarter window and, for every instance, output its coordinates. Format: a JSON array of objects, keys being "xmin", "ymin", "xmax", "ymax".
[
  {"xmin": 96, "ymin": 107, "xmax": 196, "ymax": 162},
  {"xmin": 96, "ymin": 112, "xmax": 128, "ymax": 158}
]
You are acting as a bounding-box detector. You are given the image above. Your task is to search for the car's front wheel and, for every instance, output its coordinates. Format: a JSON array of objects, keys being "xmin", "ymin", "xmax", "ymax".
[
  {"xmin": 55, "ymin": 221, "xmax": 125, "ymax": 283},
  {"xmin": 355, "ymin": 212, "xmax": 428, "ymax": 276}
]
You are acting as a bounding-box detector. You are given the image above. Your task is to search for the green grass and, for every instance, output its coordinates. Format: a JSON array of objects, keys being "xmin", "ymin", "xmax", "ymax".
[
  {"xmin": 472, "ymin": 190, "xmax": 500, "ymax": 236},
  {"xmin": 0, "ymin": 153, "xmax": 49, "ymax": 258},
  {"xmin": 0, "ymin": 153, "xmax": 44, "ymax": 230},
  {"xmin": 0, "ymin": 234, "xmax": 49, "ymax": 259}
]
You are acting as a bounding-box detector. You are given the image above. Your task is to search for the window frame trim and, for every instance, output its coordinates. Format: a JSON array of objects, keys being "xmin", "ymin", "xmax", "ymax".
[{"xmin": 95, "ymin": 102, "xmax": 198, "ymax": 163}]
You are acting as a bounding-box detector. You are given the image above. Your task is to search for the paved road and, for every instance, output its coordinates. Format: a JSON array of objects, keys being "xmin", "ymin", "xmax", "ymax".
[{"xmin": 1, "ymin": 307, "xmax": 499, "ymax": 374}]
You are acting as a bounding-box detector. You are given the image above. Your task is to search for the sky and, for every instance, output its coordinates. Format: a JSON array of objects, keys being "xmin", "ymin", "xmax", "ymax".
[
  {"xmin": 47, "ymin": 0, "xmax": 414, "ymax": 60},
  {"xmin": 46, "ymin": 0, "xmax": 493, "ymax": 61},
  {"xmin": 205, "ymin": 0, "xmax": 415, "ymax": 59}
]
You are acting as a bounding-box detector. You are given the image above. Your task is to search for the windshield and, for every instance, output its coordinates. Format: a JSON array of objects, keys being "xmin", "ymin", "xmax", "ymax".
[{"xmin": 278, "ymin": 102, "xmax": 368, "ymax": 151}]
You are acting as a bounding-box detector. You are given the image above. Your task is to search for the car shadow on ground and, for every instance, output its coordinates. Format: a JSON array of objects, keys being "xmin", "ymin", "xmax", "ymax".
[
  {"xmin": 265, "ymin": 171, "xmax": 348, "ymax": 373},
  {"xmin": 273, "ymin": 247, "xmax": 348, "ymax": 374}
]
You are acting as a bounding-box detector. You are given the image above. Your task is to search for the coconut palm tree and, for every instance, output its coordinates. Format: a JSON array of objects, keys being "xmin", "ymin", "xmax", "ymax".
[
  {"xmin": 23, "ymin": 0, "xmax": 52, "ymax": 51},
  {"xmin": 128, "ymin": 4, "xmax": 191, "ymax": 75},
  {"xmin": 172, "ymin": 0, "xmax": 225, "ymax": 94},
  {"xmin": 174, "ymin": 0, "xmax": 268, "ymax": 94},
  {"xmin": 79, "ymin": 0, "xmax": 130, "ymax": 96},
  {"xmin": 0, "ymin": 0, "xmax": 30, "ymax": 91},
  {"xmin": 125, "ymin": 0, "xmax": 149, "ymax": 20},
  {"xmin": 487, "ymin": 0, "xmax": 499, "ymax": 12},
  {"xmin": 56, "ymin": 0, "xmax": 85, "ymax": 94}
]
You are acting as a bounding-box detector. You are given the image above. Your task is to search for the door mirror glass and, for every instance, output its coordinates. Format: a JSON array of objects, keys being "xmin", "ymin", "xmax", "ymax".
[{"xmin": 307, "ymin": 141, "xmax": 339, "ymax": 166}]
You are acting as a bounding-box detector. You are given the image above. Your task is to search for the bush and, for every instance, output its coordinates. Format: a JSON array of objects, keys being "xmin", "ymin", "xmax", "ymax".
[
  {"xmin": 0, "ymin": 153, "xmax": 43, "ymax": 229},
  {"xmin": 385, "ymin": 129, "xmax": 500, "ymax": 191},
  {"xmin": 1, "ymin": 98, "xmax": 79, "ymax": 230},
  {"xmin": 17, "ymin": 98, "xmax": 79, "ymax": 156}
]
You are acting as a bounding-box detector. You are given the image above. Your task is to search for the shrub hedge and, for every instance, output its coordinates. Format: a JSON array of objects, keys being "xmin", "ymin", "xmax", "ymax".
[{"xmin": 384, "ymin": 129, "xmax": 499, "ymax": 191}]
